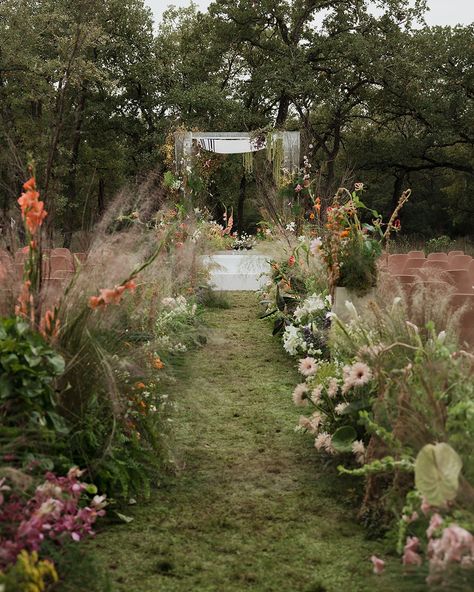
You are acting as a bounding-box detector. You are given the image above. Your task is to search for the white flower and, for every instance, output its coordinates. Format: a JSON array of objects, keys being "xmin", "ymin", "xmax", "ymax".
[
  {"xmin": 298, "ymin": 235, "xmax": 306, "ymax": 243},
  {"xmin": 283, "ymin": 325, "xmax": 301, "ymax": 355},
  {"xmin": 285, "ymin": 222, "xmax": 296, "ymax": 232},
  {"xmin": 335, "ymin": 402, "xmax": 349, "ymax": 415},
  {"xmin": 352, "ymin": 440, "xmax": 366, "ymax": 464},
  {"xmin": 437, "ymin": 331, "xmax": 446, "ymax": 343},
  {"xmin": 310, "ymin": 238, "xmax": 322, "ymax": 255}
]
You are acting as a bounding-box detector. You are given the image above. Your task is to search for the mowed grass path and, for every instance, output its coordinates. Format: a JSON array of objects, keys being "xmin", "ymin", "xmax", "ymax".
[{"xmin": 93, "ymin": 293, "xmax": 406, "ymax": 592}]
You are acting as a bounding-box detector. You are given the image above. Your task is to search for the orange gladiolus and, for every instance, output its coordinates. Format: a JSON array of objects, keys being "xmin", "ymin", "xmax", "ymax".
[
  {"xmin": 340, "ymin": 230, "xmax": 350, "ymax": 238},
  {"xmin": 17, "ymin": 177, "xmax": 47, "ymax": 235},
  {"xmin": 89, "ymin": 277, "xmax": 137, "ymax": 309},
  {"xmin": 135, "ymin": 382, "xmax": 146, "ymax": 389}
]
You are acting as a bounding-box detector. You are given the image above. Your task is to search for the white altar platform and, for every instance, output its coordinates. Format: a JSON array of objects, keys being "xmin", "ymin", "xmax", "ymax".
[{"xmin": 201, "ymin": 251, "xmax": 270, "ymax": 291}]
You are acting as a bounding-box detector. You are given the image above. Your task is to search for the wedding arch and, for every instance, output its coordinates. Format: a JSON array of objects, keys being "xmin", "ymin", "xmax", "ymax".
[{"xmin": 174, "ymin": 130, "xmax": 301, "ymax": 182}]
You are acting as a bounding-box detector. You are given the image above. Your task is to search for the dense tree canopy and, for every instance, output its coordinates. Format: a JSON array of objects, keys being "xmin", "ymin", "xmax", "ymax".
[{"xmin": 0, "ymin": 0, "xmax": 473, "ymax": 241}]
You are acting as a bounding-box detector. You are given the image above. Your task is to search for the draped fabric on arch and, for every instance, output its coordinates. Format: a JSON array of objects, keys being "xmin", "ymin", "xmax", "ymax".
[
  {"xmin": 196, "ymin": 138, "xmax": 266, "ymax": 154},
  {"xmin": 174, "ymin": 131, "xmax": 300, "ymax": 175}
]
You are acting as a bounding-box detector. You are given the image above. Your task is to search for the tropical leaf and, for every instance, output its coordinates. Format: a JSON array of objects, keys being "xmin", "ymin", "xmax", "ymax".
[
  {"xmin": 414, "ymin": 443, "xmax": 462, "ymax": 506},
  {"xmin": 332, "ymin": 425, "xmax": 357, "ymax": 452}
]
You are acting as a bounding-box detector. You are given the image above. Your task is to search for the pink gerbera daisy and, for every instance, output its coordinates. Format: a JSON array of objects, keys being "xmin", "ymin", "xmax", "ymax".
[{"xmin": 298, "ymin": 357, "xmax": 318, "ymax": 377}]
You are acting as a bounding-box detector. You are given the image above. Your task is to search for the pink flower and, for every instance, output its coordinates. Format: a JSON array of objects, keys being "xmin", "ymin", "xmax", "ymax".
[
  {"xmin": 298, "ymin": 357, "xmax": 318, "ymax": 377},
  {"xmin": 426, "ymin": 513, "xmax": 443, "ymax": 539},
  {"xmin": 403, "ymin": 537, "xmax": 423, "ymax": 566},
  {"xmin": 370, "ymin": 555, "xmax": 385, "ymax": 574},
  {"xmin": 309, "ymin": 238, "xmax": 322, "ymax": 255},
  {"xmin": 310, "ymin": 385, "xmax": 323, "ymax": 404},
  {"xmin": 292, "ymin": 383, "xmax": 308, "ymax": 406},
  {"xmin": 314, "ymin": 432, "xmax": 333, "ymax": 453},
  {"xmin": 295, "ymin": 184, "xmax": 303, "ymax": 192},
  {"xmin": 327, "ymin": 378, "xmax": 338, "ymax": 398}
]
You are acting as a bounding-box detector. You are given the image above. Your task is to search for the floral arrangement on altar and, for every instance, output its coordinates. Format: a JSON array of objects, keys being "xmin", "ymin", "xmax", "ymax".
[{"xmin": 313, "ymin": 184, "xmax": 410, "ymax": 297}]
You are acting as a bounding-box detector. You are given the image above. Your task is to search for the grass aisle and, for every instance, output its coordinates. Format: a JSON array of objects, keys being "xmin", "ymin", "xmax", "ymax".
[{"xmin": 94, "ymin": 292, "xmax": 399, "ymax": 592}]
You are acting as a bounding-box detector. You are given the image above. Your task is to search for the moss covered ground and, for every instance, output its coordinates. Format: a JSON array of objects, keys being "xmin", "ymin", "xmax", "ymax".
[{"xmin": 93, "ymin": 292, "xmax": 416, "ymax": 592}]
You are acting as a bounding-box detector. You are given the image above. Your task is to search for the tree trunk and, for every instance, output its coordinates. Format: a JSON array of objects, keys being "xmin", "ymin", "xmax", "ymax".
[
  {"xmin": 237, "ymin": 173, "xmax": 246, "ymax": 236},
  {"xmin": 63, "ymin": 88, "xmax": 87, "ymax": 248},
  {"xmin": 276, "ymin": 92, "xmax": 290, "ymax": 127},
  {"xmin": 98, "ymin": 177, "xmax": 105, "ymax": 217}
]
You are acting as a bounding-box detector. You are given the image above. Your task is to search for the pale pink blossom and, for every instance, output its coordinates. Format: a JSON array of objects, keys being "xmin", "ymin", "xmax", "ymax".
[
  {"xmin": 314, "ymin": 432, "xmax": 333, "ymax": 453},
  {"xmin": 335, "ymin": 402, "xmax": 349, "ymax": 415},
  {"xmin": 292, "ymin": 383, "xmax": 308, "ymax": 407},
  {"xmin": 311, "ymin": 385, "xmax": 323, "ymax": 404},
  {"xmin": 298, "ymin": 416, "xmax": 314, "ymax": 432},
  {"xmin": 403, "ymin": 536, "xmax": 423, "ymax": 566},
  {"xmin": 370, "ymin": 555, "xmax": 385, "ymax": 574},
  {"xmin": 427, "ymin": 513, "xmax": 443, "ymax": 539},
  {"xmin": 327, "ymin": 378, "xmax": 339, "ymax": 398},
  {"xmin": 298, "ymin": 357, "xmax": 318, "ymax": 377},
  {"xmin": 350, "ymin": 362, "xmax": 372, "ymax": 387}
]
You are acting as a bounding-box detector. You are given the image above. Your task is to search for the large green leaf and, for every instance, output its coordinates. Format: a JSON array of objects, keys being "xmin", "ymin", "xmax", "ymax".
[
  {"xmin": 332, "ymin": 425, "xmax": 357, "ymax": 452},
  {"xmin": 415, "ymin": 443, "xmax": 462, "ymax": 506}
]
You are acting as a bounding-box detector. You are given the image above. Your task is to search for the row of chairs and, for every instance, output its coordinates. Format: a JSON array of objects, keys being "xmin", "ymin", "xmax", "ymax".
[
  {"xmin": 384, "ymin": 250, "xmax": 474, "ymax": 346},
  {"xmin": 1, "ymin": 248, "xmax": 87, "ymax": 282}
]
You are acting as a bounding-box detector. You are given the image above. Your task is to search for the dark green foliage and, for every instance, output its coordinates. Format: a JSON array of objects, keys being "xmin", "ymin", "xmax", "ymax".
[{"xmin": 0, "ymin": 317, "xmax": 65, "ymax": 430}]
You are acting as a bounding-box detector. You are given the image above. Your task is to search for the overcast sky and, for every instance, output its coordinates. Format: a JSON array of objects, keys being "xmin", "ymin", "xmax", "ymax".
[{"xmin": 145, "ymin": 0, "xmax": 474, "ymax": 27}]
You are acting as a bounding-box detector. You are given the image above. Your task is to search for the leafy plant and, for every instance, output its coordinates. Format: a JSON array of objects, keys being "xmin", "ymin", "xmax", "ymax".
[{"xmin": 0, "ymin": 317, "xmax": 65, "ymax": 431}]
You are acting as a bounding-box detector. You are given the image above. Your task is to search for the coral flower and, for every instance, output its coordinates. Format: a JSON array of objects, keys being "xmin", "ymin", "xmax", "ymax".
[
  {"xmin": 17, "ymin": 177, "xmax": 47, "ymax": 235},
  {"xmin": 153, "ymin": 357, "xmax": 165, "ymax": 370},
  {"xmin": 340, "ymin": 229, "xmax": 350, "ymax": 238},
  {"xmin": 288, "ymin": 255, "xmax": 296, "ymax": 267}
]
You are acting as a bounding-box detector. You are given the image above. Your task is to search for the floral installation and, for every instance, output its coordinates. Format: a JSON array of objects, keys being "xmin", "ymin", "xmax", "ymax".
[
  {"xmin": 0, "ymin": 468, "xmax": 106, "ymax": 569},
  {"xmin": 293, "ymin": 357, "xmax": 375, "ymax": 460},
  {"xmin": 282, "ymin": 292, "xmax": 332, "ymax": 357}
]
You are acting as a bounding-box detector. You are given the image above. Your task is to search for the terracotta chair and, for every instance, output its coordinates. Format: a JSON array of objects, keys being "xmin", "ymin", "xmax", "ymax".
[
  {"xmin": 42, "ymin": 278, "xmax": 63, "ymax": 307},
  {"xmin": 468, "ymin": 260, "xmax": 474, "ymax": 281},
  {"xmin": 407, "ymin": 250, "xmax": 425, "ymax": 259},
  {"xmin": 444, "ymin": 269, "xmax": 473, "ymax": 294},
  {"xmin": 51, "ymin": 247, "xmax": 72, "ymax": 260},
  {"xmin": 427, "ymin": 252, "xmax": 448, "ymax": 261},
  {"xmin": 51, "ymin": 269, "xmax": 75, "ymax": 283},
  {"xmin": 388, "ymin": 254, "xmax": 409, "ymax": 274},
  {"xmin": 448, "ymin": 250, "xmax": 464, "ymax": 258},
  {"xmin": 403, "ymin": 259, "xmax": 426, "ymax": 273},
  {"xmin": 422, "ymin": 259, "xmax": 450, "ymax": 271},
  {"xmin": 14, "ymin": 250, "xmax": 28, "ymax": 264},
  {"xmin": 450, "ymin": 293, "xmax": 474, "ymax": 347},
  {"xmin": 448, "ymin": 254, "xmax": 472, "ymax": 269},
  {"xmin": 49, "ymin": 256, "xmax": 74, "ymax": 273}
]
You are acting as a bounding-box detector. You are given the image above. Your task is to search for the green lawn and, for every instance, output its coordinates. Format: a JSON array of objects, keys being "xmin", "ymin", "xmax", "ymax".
[{"xmin": 92, "ymin": 292, "xmax": 422, "ymax": 592}]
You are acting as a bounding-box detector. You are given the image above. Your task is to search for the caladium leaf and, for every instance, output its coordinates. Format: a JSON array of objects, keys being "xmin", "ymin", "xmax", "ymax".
[{"xmin": 415, "ymin": 443, "xmax": 462, "ymax": 506}]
